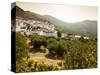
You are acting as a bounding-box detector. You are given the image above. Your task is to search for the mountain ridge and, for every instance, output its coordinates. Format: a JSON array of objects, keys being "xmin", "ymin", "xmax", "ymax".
[{"xmin": 11, "ymin": 5, "xmax": 97, "ymax": 38}]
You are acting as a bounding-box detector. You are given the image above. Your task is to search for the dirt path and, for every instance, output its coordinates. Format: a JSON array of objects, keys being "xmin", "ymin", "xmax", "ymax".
[
  {"xmin": 27, "ymin": 38, "xmax": 64, "ymax": 66},
  {"xmin": 29, "ymin": 52, "xmax": 64, "ymax": 66}
]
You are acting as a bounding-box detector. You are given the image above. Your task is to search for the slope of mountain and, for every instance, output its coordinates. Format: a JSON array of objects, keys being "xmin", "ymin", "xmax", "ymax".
[
  {"xmin": 11, "ymin": 5, "xmax": 97, "ymax": 38},
  {"xmin": 44, "ymin": 15, "xmax": 72, "ymax": 32},
  {"xmin": 44, "ymin": 15, "xmax": 97, "ymax": 37},
  {"xmin": 11, "ymin": 6, "xmax": 47, "ymax": 21},
  {"xmin": 70, "ymin": 20, "xmax": 97, "ymax": 37}
]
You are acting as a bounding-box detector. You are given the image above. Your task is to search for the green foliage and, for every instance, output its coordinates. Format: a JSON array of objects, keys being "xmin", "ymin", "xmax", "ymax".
[
  {"xmin": 47, "ymin": 39, "xmax": 67, "ymax": 57},
  {"xmin": 31, "ymin": 35, "xmax": 47, "ymax": 49},
  {"xmin": 64, "ymin": 39, "xmax": 97, "ymax": 69},
  {"xmin": 47, "ymin": 41, "xmax": 58, "ymax": 55},
  {"xmin": 16, "ymin": 32, "xmax": 28, "ymax": 62},
  {"xmin": 47, "ymin": 38, "xmax": 58, "ymax": 44},
  {"xmin": 16, "ymin": 33, "xmax": 97, "ymax": 72},
  {"xmin": 57, "ymin": 31, "xmax": 62, "ymax": 38},
  {"xmin": 16, "ymin": 60, "xmax": 61, "ymax": 72}
]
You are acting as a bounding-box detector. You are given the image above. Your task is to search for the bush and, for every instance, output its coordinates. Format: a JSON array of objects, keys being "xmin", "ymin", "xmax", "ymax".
[
  {"xmin": 47, "ymin": 38, "xmax": 57, "ymax": 44},
  {"xmin": 31, "ymin": 35, "xmax": 47, "ymax": 49},
  {"xmin": 16, "ymin": 32, "xmax": 28, "ymax": 62},
  {"xmin": 64, "ymin": 39, "xmax": 97, "ymax": 69},
  {"xmin": 47, "ymin": 39, "xmax": 67, "ymax": 57},
  {"xmin": 57, "ymin": 31, "xmax": 62, "ymax": 38},
  {"xmin": 16, "ymin": 61, "xmax": 61, "ymax": 72}
]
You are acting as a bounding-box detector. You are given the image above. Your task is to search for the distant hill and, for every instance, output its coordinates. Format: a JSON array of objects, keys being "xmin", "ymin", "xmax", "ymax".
[
  {"xmin": 11, "ymin": 6, "xmax": 97, "ymax": 38},
  {"xmin": 69, "ymin": 20, "xmax": 97, "ymax": 37},
  {"xmin": 43, "ymin": 15, "xmax": 97, "ymax": 37}
]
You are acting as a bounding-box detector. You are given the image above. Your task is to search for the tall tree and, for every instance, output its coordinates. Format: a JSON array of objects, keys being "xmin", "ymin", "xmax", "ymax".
[{"xmin": 57, "ymin": 31, "xmax": 62, "ymax": 40}]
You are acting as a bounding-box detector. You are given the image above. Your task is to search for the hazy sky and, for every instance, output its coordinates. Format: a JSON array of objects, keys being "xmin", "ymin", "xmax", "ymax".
[{"xmin": 16, "ymin": 2, "xmax": 97, "ymax": 23}]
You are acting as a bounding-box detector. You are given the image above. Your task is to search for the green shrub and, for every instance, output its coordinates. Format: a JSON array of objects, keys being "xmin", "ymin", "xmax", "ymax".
[
  {"xmin": 57, "ymin": 31, "xmax": 62, "ymax": 38},
  {"xmin": 64, "ymin": 39, "xmax": 97, "ymax": 69},
  {"xmin": 16, "ymin": 32, "xmax": 28, "ymax": 62},
  {"xmin": 31, "ymin": 35, "xmax": 47, "ymax": 49},
  {"xmin": 16, "ymin": 61, "xmax": 61, "ymax": 72},
  {"xmin": 47, "ymin": 38, "xmax": 57, "ymax": 44},
  {"xmin": 47, "ymin": 39, "xmax": 67, "ymax": 57}
]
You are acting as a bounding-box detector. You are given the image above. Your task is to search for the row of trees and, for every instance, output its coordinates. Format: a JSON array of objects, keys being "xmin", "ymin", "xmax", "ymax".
[{"xmin": 30, "ymin": 34, "xmax": 67, "ymax": 57}]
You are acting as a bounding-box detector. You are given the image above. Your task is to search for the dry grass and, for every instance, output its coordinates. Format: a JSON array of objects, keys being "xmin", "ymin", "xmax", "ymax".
[{"xmin": 28, "ymin": 52, "xmax": 64, "ymax": 66}]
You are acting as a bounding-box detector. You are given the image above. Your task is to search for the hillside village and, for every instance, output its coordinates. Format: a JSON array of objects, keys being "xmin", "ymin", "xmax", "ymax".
[
  {"xmin": 12, "ymin": 19, "xmax": 57, "ymax": 37},
  {"xmin": 12, "ymin": 19, "xmax": 89, "ymax": 40}
]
